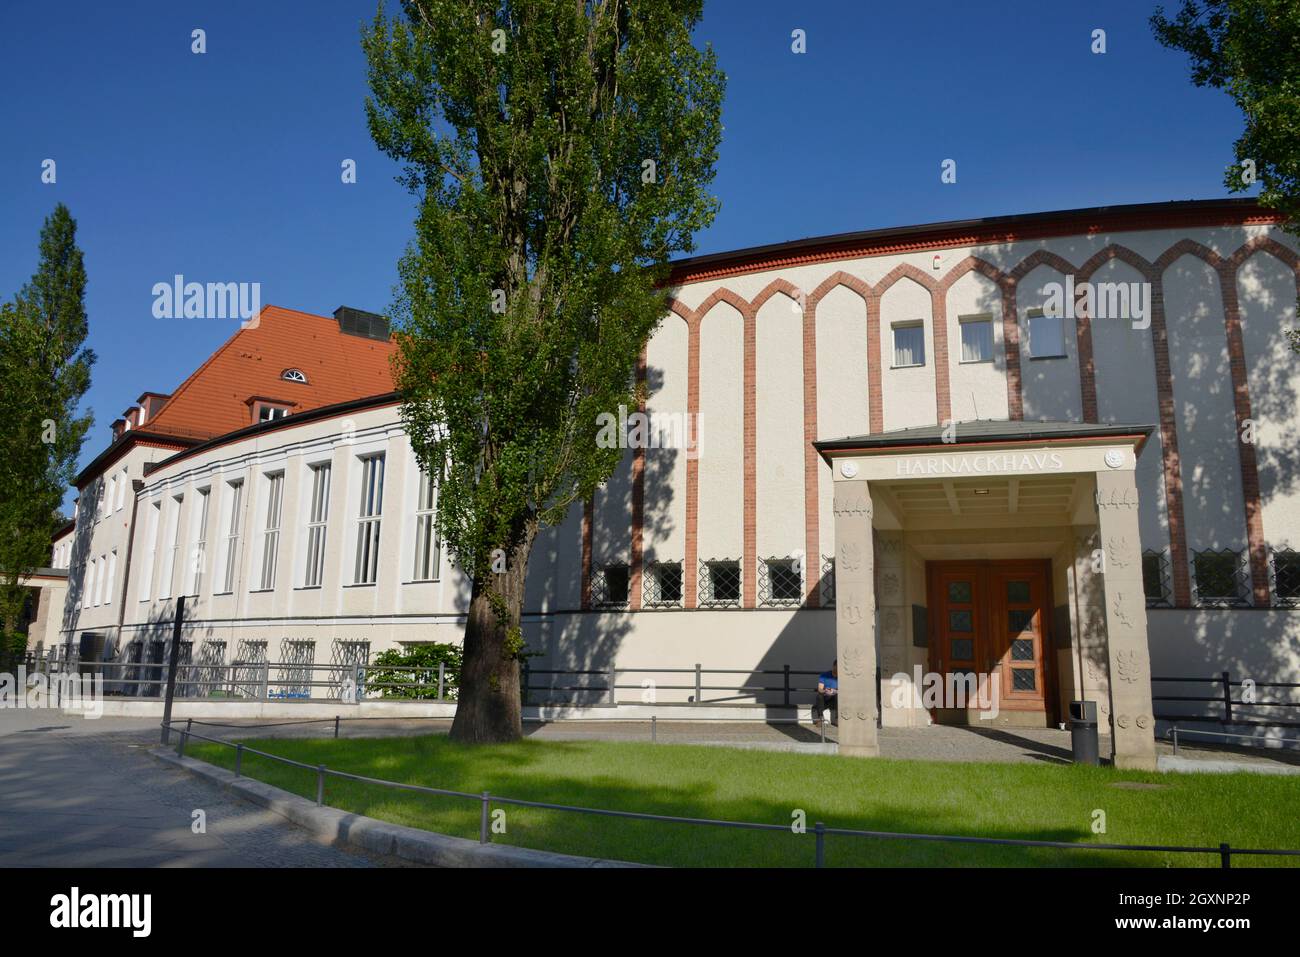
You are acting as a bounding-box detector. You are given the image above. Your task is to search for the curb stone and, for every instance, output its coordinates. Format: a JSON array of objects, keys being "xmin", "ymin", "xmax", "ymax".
[{"xmin": 150, "ymin": 747, "xmax": 651, "ymax": 868}]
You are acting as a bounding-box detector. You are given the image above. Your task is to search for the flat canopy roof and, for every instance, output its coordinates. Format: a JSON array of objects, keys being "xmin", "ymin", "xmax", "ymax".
[{"xmin": 815, "ymin": 420, "xmax": 1155, "ymax": 459}]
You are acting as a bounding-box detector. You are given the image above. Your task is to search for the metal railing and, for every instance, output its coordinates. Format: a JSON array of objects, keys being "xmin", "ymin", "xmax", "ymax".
[
  {"xmin": 162, "ymin": 719, "xmax": 1300, "ymax": 868},
  {"xmin": 1152, "ymin": 672, "xmax": 1300, "ymax": 730},
  {"xmin": 521, "ymin": 663, "xmax": 830, "ymax": 707},
  {"xmin": 18, "ymin": 656, "xmax": 459, "ymax": 704}
]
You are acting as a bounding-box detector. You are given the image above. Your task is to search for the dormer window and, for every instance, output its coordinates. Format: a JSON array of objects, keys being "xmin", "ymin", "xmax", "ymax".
[
  {"xmin": 282, "ymin": 369, "xmax": 308, "ymax": 384},
  {"xmin": 246, "ymin": 396, "xmax": 295, "ymax": 424}
]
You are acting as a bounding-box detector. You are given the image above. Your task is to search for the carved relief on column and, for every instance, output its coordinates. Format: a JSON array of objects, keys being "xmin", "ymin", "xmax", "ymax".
[
  {"xmin": 1094, "ymin": 470, "xmax": 1158, "ymax": 770},
  {"xmin": 874, "ymin": 532, "xmax": 908, "ymax": 712},
  {"xmin": 1072, "ymin": 529, "xmax": 1110, "ymax": 716},
  {"xmin": 833, "ymin": 480, "xmax": 879, "ymax": 757}
]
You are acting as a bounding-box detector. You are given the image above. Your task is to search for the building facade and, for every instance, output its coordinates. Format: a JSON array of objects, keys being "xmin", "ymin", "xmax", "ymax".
[{"xmin": 33, "ymin": 199, "xmax": 1300, "ymax": 760}]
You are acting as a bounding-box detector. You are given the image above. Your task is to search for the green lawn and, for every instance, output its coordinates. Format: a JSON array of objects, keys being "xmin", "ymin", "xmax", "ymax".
[{"xmin": 186, "ymin": 735, "xmax": 1300, "ymax": 867}]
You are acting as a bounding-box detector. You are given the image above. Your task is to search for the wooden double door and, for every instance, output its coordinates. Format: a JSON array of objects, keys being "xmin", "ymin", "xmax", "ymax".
[{"xmin": 925, "ymin": 560, "xmax": 1054, "ymax": 719}]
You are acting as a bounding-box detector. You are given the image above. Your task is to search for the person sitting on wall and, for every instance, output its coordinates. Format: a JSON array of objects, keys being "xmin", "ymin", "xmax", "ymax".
[{"xmin": 812, "ymin": 660, "xmax": 838, "ymax": 726}]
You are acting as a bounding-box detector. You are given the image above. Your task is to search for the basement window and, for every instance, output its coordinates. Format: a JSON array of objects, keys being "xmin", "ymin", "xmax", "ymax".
[
  {"xmin": 699, "ymin": 559, "xmax": 742, "ymax": 608},
  {"xmin": 642, "ymin": 561, "xmax": 682, "ymax": 609}
]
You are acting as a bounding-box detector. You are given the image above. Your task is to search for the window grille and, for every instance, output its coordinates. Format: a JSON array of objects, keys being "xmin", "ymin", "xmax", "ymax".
[
  {"xmin": 758, "ymin": 556, "xmax": 803, "ymax": 607},
  {"xmin": 699, "ymin": 558, "xmax": 742, "ymax": 608},
  {"xmin": 642, "ymin": 561, "xmax": 683, "ymax": 609}
]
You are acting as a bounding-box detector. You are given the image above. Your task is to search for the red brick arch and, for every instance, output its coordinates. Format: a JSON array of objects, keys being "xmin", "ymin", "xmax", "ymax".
[{"xmin": 937, "ymin": 257, "xmax": 1021, "ymax": 421}]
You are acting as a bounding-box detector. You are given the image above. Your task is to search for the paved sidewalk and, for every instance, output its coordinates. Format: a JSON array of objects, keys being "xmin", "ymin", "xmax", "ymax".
[{"xmin": 0, "ymin": 709, "xmax": 389, "ymax": 867}]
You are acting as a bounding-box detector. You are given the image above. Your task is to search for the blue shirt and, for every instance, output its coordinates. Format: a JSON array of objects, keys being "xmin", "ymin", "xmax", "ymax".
[{"xmin": 819, "ymin": 671, "xmax": 838, "ymax": 692}]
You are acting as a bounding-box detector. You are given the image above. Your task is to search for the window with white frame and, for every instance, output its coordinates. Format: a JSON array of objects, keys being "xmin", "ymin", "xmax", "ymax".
[
  {"xmin": 258, "ymin": 473, "xmax": 285, "ymax": 591},
  {"xmin": 892, "ymin": 322, "xmax": 925, "ymax": 368},
  {"xmin": 354, "ymin": 454, "xmax": 385, "ymax": 585},
  {"xmin": 412, "ymin": 468, "xmax": 440, "ymax": 582},
  {"xmin": 1027, "ymin": 308, "xmax": 1066, "ymax": 358},
  {"xmin": 102, "ymin": 476, "xmax": 113, "ymax": 519},
  {"xmin": 105, "ymin": 551, "xmax": 117, "ymax": 606},
  {"xmin": 158, "ymin": 495, "xmax": 183, "ymax": 600},
  {"xmin": 85, "ymin": 559, "xmax": 96, "ymax": 609},
  {"xmin": 138, "ymin": 501, "xmax": 161, "ymax": 601},
  {"xmin": 188, "ymin": 488, "xmax": 210, "ymax": 596},
  {"xmin": 98, "ymin": 554, "xmax": 109, "ymax": 605},
  {"xmin": 303, "ymin": 464, "xmax": 331, "ymax": 588},
  {"xmin": 220, "ymin": 480, "xmax": 244, "ymax": 593},
  {"xmin": 959, "ymin": 314, "xmax": 994, "ymax": 363},
  {"xmin": 115, "ymin": 467, "xmax": 128, "ymax": 511}
]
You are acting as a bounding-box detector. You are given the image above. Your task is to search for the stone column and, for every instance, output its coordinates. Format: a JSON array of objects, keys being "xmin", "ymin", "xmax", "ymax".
[
  {"xmin": 1094, "ymin": 469, "xmax": 1158, "ymax": 770},
  {"xmin": 833, "ymin": 480, "xmax": 879, "ymax": 757}
]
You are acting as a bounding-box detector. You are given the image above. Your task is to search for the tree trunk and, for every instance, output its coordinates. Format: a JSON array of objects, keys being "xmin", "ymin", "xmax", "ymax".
[{"xmin": 448, "ymin": 535, "xmax": 533, "ymax": 743}]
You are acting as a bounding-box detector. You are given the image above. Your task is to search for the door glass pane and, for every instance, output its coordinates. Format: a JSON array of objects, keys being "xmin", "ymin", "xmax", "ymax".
[
  {"xmin": 1012, "ymin": 668, "xmax": 1036, "ymax": 691},
  {"xmin": 1008, "ymin": 609, "xmax": 1034, "ymax": 634},
  {"xmin": 950, "ymin": 638, "xmax": 974, "ymax": 661},
  {"xmin": 1011, "ymin": 638, "xmax": 1035, "ymax": 661},
  {"xmin": 1007, "ymin": 580, "xmax": 1031, "ymax": 603},
  {"xmin": 948, "ymin": 581, "xmax": 971, "ymax": 603},
  {"xmin": 948, "ymin": 610, "xmax": 973, "ymax": 632}
]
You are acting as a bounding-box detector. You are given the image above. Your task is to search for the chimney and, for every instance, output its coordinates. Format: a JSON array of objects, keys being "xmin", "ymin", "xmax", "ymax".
[{"xmin": 111, "ymin": 418, "xmax": 125, "ymax": 441}]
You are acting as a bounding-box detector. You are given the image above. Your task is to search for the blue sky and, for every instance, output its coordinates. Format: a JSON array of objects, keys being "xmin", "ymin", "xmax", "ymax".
[{"xmin": 0, "ymin": 0, "xmax": 1249, "ymax": 485}]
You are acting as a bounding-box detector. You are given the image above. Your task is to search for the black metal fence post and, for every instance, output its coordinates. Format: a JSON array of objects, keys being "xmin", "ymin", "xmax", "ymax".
[
  {"xmin": 234, "ymin": 743, "xmax": 243, "ymax": 777},
  {"xmin": 606, "ymin": 666, "xmax": 617, "ymax": 706},
  {"xmin": 316, "ymin": 765, "xmax": 325, "ymax": 806},
  {"xmin": 1220, "ymin": 843, "xmax": 1232, "ymax": 869},
  {"xmin": 815, "ymin": 822, "xmax": 825, "ymax": 868},
  {"xmin": 334, "ymin": 715, "xmax": 340, "ymax": 739},
  {"xmin": 159, "ymin": 595, "xmax": 186, "ymax": 745},
  {"xmin": 1221, "ymin": 671, "xmax": 1233, "ymax": 723},
  {"xmin": 480, "ymin": 791, "xmax": 491, "ymax": 844},
  {"xmin": 694, "ymin": 663, "xmax": 702, "ymax": 705},
  {"xmin": 783, "ymin": 664, "xmax": 791, "ymax": 708}
]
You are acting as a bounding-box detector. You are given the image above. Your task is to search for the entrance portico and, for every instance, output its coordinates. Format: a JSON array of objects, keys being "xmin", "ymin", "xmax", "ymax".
[{"xmin": 815, "ymin": 421, "xmax": 1159, "ymax": 770}]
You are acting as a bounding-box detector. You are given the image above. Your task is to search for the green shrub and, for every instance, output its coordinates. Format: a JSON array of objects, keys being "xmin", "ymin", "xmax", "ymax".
[{"xmin": 366, "ymin": 643, "xmax": 462, "ymax": 700}]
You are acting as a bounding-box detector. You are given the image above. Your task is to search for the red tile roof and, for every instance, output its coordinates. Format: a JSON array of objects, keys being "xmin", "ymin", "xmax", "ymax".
[{"xmin": 143, "ymin": 305, "xmax": 396, "ymax": 441}]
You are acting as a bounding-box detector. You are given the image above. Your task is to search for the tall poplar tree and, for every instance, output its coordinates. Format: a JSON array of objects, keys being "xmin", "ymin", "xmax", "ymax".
[
  {"xmin": 0, "ymin": 204, "xmax": 96, "ymax": 637},
  {"xmin": 362, "ymin": 1, "xmax": 725, "ymax": 741}
]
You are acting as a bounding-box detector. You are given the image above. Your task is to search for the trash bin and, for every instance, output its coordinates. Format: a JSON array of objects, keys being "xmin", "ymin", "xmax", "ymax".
[{"xmin": 1069, "ymin": 700, "xmax": 1099, "ymax": 765}]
